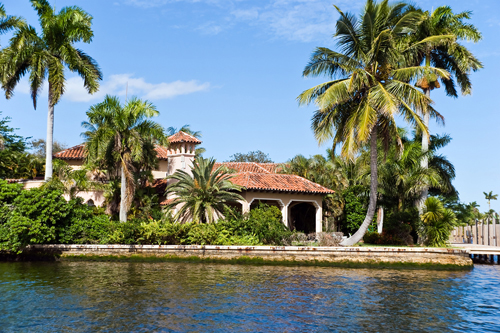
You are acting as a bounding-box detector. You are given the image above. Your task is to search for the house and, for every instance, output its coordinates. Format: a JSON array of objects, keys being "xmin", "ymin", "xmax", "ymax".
[{"xmin": 54, "ymin": 131, "xmax": 334, "ymax": 233}]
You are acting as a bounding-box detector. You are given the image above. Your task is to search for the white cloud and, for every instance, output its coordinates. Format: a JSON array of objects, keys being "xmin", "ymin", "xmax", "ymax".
[
  {"xmin": 122, "ymin": 0, "xmax": 363, "ymax": 43},
  {"xmin": 16, "ymin": 74, "xmax": 211, "ymax": 102}
]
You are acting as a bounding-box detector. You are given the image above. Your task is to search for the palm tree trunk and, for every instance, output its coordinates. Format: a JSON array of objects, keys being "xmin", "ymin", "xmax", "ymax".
[
  {"xmin": 418, "ymin": 87, "xmax": 430, "ymax": 212},
  {"xmin": 377, "ymin": 206, "xmax": 384, "ymax": 233},
  {"xmin": 119, "ymin": 165, "xmax": 127, "ymax": 222},
  {"xmin": 44, "ymin": 83, "xmax": 54, "ymax": 181},
  {"xmin": 341, "ymin": 124, "xmax": 378, "ymax": 246}
]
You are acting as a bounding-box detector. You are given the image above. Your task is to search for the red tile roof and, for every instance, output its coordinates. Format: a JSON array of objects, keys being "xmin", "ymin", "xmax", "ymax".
[
  {"xmin": 214, "ymin": 162, "xmax": 270, "ymax": 173},
  {"xmin": 230, "ymin": 172, "xmax": 334, "ymax": 194},
  {"xmin": 168, "ymin": 131, "xmax": 202, "ymax": 144},
  {"xmin": 53, "ymin": 144, "xmax": 85, "ymax": 160},
  {"xmin": 214, "ymin": 162, "xmax": 284, "ymax": 174},
  {"xmin": 154, "ymin": 145, "xmax": 169, "ymax": 160},
  {"xmin": 54, "ymin": 144, "xmax": 170, "ymax": 160}
]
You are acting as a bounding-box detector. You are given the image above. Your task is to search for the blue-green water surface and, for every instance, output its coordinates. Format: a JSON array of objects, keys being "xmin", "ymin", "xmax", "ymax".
[{"xmin": 0, "ymin": 261, "xmax": 499, "ymax": 332}]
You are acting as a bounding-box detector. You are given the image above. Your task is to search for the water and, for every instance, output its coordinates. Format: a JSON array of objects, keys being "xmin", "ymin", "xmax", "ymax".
[{"xmin": 0, "ymin": 261, "xmax": 499, "ymax": 332}]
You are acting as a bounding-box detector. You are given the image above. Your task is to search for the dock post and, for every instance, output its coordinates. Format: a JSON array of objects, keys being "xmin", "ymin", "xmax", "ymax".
[
  {"xmin": 488, "ymin": 218, "xmax": 491, "ymax": 246},
  {"xmin": 494, "ymin": 217, "xmax": 498, "ymax": 247},
  {"xmin": 475, "ymin": 219, "xmax": 478, "ymax": 244},
  {"xmin": 482, "ymin": 220, "xmax": 485, "ymax": 245}
]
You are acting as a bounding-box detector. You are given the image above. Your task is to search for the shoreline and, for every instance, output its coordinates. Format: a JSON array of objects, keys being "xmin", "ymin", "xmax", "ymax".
[{"xmin": 1, "ymin": 244, "xmax": 473, "ymax": 270}]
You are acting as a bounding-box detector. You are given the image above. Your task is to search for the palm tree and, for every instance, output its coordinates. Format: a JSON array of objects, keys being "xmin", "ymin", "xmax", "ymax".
[
  {"xmin": 42, "ymin": 159, "xmax": 104, "ymax": 199},
  {"xmin": 0, "ymin": 0, "xmax": 102, "ymax": 181},
  {"xmin": 297, "ymin": 0, "xmax": 449, "ymax": 246},
  {"xmin": 420, "ymin": 196, "xmax": 457, "ymax": 247},
  {"xmin": 165, "ymin": 157, "xmax": 244, "ymax": 224},
  {"xmin": 483, "ymin": 191, "xmax": 498, "ymax": 211},
  {"xmin": 82, "ymin": 95, "xmax": 166, "ymax": 222},
  {"xmin": 0, "ymin": 3, "xmax": 24, "ymax": 41},
  {"xmin": 408, "ymin": 6, "xmax": 482, "ymax": 205}
]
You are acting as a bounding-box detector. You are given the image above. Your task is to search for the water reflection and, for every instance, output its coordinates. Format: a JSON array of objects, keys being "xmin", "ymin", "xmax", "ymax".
[{"xmin": 1, "ymin": 262, "xmax": 499, "ymax": 332}]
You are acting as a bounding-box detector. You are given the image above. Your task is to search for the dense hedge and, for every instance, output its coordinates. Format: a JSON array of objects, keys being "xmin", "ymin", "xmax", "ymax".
[{"xmin": 0, "ymin": 180, "xmax": 292, "ymax": 252}]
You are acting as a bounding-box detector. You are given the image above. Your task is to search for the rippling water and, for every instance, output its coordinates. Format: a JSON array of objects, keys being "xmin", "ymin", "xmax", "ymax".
[{"xmin": 0, "ymin": 261, "xmax": 499, "ymax": 332}]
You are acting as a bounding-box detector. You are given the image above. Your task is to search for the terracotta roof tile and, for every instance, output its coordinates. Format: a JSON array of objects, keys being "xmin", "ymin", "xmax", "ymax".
[
  {"xmin": 53, "ymin": 144, "xmax": 85, "ymax": 160},
  {"xmin": 168, "ymin": 131, "xmax": 201, "ymax": 144},
  {"xmin": 213, "ymin": 162, "xmax": 285, "ymax": 174},
  {"xmin": 54, "ymin": 144, "xmax": 170, "ymax": 160},
  {"xmin": 154, "ymin": 145, "xmax": 169, "ymax": 160},
  {"xmin": 230, "ymin": 172, "xmax": 334, "ymax": 194},
  {"xmin": 214, "ymin": 162, "xmax": 271, "ymax": 173}
]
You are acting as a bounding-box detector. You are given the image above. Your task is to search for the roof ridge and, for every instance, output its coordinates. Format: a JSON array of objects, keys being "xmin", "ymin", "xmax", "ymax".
[{"xmin": 252, "ymin": 162, "xmax": 272, "ymax": 173}]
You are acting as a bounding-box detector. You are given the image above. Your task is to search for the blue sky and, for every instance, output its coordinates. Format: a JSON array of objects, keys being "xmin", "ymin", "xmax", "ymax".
[{"xmin": 2, "ymin": 0, "xmax": 500, "ymax": 211}]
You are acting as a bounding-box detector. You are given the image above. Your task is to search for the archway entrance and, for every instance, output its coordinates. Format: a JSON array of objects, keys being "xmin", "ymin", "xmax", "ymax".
[{"xmin": 289, "ymin": 202, "xmax": 316, "ymax": 234}]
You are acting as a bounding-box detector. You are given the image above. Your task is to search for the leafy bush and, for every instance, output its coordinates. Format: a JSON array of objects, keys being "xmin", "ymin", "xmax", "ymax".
[
  {"xmin": 342, "ymin": 185, "xmax": 369, "ymax": 234},
  {"xmin": 362, "ymin": 231, "xmax": 407, "ymax": 246},
  {"xmin": 363, "ymin": 231, "xmax": 380, "ymax": 244},
  {"xmin": 0, "ymin": 187, "xmax": 72, "ymax": 252},
  {"xmin": 0, "ymin": 190, "xmax": 291, "ymax": 250},
  {"xmin": 0, "ymin": 180, "xmax": 23, "ymax": 204},
  {"xmin": 419, "ymin": 197, "xmax": 457, "ymax": 247}
]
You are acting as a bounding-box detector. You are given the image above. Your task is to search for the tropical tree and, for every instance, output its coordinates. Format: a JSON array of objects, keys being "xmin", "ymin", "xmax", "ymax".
[
  {"xmin": 0, "ymin": 0, "xmax": 102, "ymax": 180},
  {"xmin": 378, "ymin": 131, "xmax": 456, "ymax": 211},
  {"xmin": 483, "ymin": 191, "xmax": 498, "ymax": 211},
  {"xmin": 229, "ymin": 151, "xmax": 273, "ymax": 163},
  {"xmin": 165, "ymin": 157, "xmax": 244, "ymax": 224},
  {"xmin": 297, "ymin": 0, "xmax": 449, "ymax": 245},
  {"xmin": 407, "ymin": 6, "xmax": 482, "ymax": 204},
  {"xmin": 167, "ymin": 124, "xmax": 202, "ymax": 139},
  {"xmin": 41, "ymin": 159, "xmax": 104, "ymax": 199},
  {"xmin": 82, "ymin": 95, "xmax": 166, "ymax": 222},
  {"xmin": 420, "ymin": 196, "xmax": 457, "ymax": 247},
  {"xmin": 0, "ymin": 3, "xmax": 24, "ymax": 41}
]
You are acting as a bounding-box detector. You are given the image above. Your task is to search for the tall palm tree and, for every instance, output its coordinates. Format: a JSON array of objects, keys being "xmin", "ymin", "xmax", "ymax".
[
  {"xmin": 0, "ymin": 0, "xmax": 102, "ymax": 181},
  {"xmin": 408, "ymin": 6, "xmax": 482, "ymax": 205},
  {"xmin": 82, "ymin": 95, "xmax": 166, "ymax": 222},
  {"xmin": 166, "ymin": 157, "xmax": 244, "ymax": 224},
  {"xmin": 483, "ymin": 191, "xmax": 498, "ymax": 211},
  {"xmin": 0, "ymin": 3, "xmax": 24, "ymax": 41},
  {"xmin": 298, "ymin": 0, "xmax": 449, "ymax": 246}
]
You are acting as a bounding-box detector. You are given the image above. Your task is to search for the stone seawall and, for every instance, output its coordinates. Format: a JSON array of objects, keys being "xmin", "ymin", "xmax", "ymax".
[{"xmin": 25, "ymin": 244, "xmax": 473, "ymax": 269}]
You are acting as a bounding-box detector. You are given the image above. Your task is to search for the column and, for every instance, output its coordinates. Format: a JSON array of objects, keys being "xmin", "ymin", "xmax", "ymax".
[
  {"xmin": 315, "ymin": 202, "xmax": 322, "ymax": 233},
  {"xmin": 282, "ymin": 204, "xmax": 289, "ymax": 227},
  {"xmin": 240, "ymin": 200, "xmax": 250, "ymax": 214}
]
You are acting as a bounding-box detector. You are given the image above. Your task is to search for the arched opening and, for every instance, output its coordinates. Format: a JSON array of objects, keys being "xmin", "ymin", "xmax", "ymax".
[
  {"xmin": 250, "ymin": 199, "xmax": 282, "ymax": 211},
  {"xmin": 289, "ymin": 202, "xmax": 316, "ymax": 234},
  {"xmin": 86, "ymin": 199, "xmax": 95, "ymax": 207}
]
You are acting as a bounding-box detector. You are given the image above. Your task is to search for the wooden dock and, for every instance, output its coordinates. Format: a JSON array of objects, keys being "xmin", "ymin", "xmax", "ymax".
[{"xmin": 451, "ymin": 243, "xmax": 500, "ymax": 264}]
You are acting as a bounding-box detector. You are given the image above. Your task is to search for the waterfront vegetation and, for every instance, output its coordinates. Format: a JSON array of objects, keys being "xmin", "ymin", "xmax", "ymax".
[
  {"xmin": 0, "ymin": 179, "xmax": 296, "ymax": 252},
  {"xmin": 0, "ymin": 0, "xmax": 493, "ymax": 251}
]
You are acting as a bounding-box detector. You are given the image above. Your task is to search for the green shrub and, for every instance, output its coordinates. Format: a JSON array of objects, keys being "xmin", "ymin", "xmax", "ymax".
[
  {"xmin": 363, "ymin": 231, "xmax": 380, "ymax": 244},
  {"xmin": 362, "ymin": 231, "xmax": 407, "ymax": 246},
  {"xmin": 59, "ymin": 214, "xmax": 111, "ymax": 244},
  {"xmin": 420, "ymin": 197, "xmax": 457, "ymax": 247},
  {"xmin": 0, "ymin": 180, "xmax": 23, "ymax": 204},
  {"xmin": 342, "ymin": 185, "xmax": 369, "ymax": 234},
  {"xmin": 0, "ymin": 188, "xmax": 73, "ymax": 252}
]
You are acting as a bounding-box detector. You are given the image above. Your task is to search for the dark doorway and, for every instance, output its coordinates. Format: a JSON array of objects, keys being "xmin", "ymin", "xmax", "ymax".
[{"xmin": 290, "ymin": 202, "xmax": 316, "ymax": 234}]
